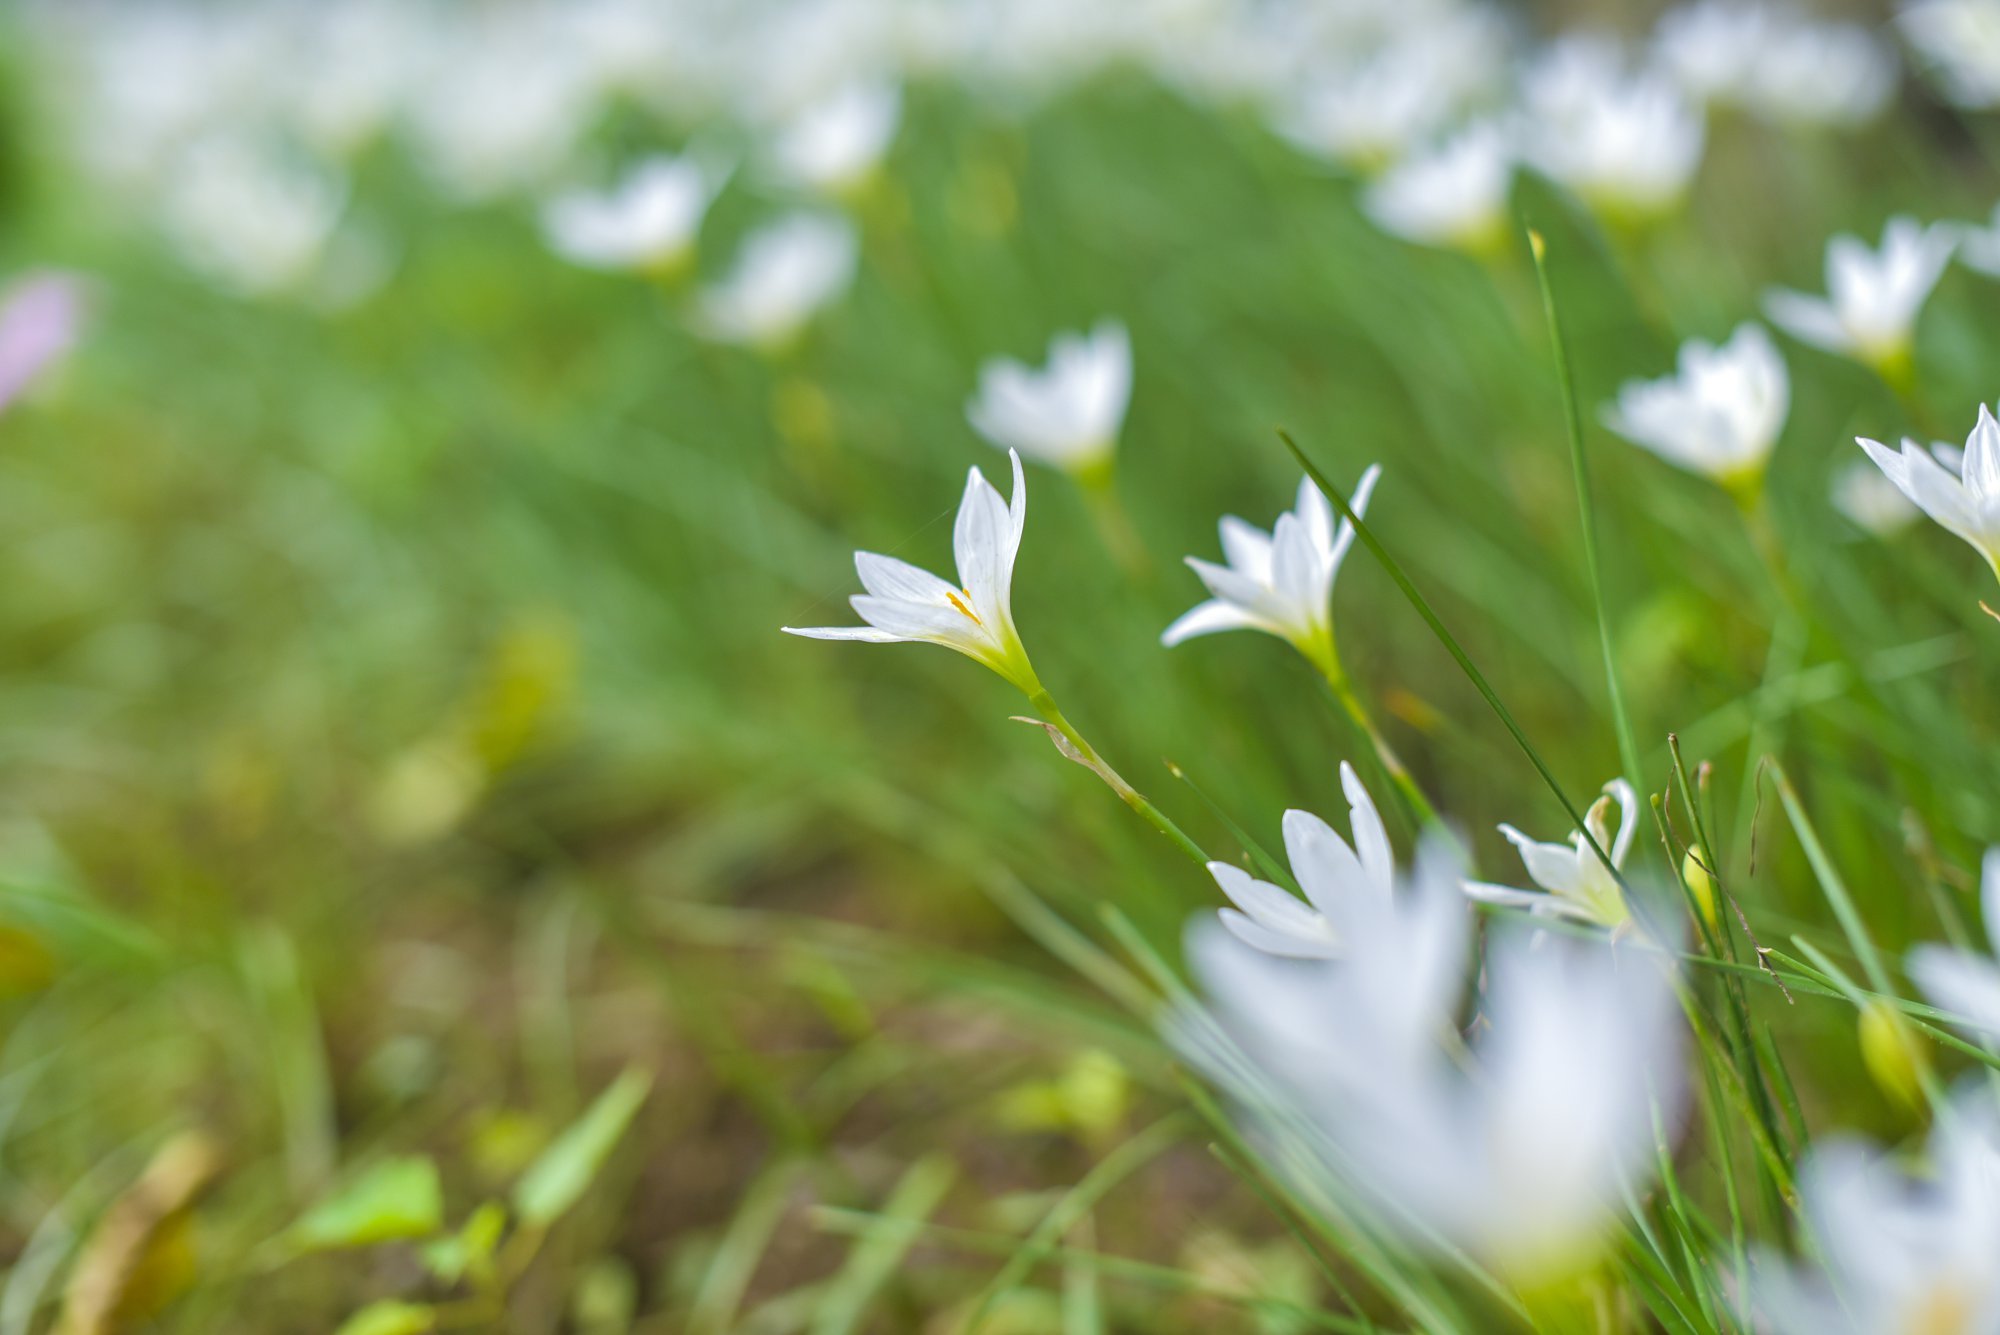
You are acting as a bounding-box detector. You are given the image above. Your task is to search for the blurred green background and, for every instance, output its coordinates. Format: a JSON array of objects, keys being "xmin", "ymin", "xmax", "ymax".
[{"xmin": 5, "ymin": 0, "xmax": 2000, "ymax": 1329}]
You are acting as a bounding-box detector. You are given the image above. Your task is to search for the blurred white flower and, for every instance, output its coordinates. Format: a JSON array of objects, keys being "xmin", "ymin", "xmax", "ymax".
[
  {"xmin": 1604, "ymin": 323, "xmax": 1789, "ymax": 487},
  {"xmin": 1464, "ymin": 779, "xmax": 1636, "ymax": 930},
  {"xmin": 1909, "ymin": 848, "xmax": 2000, "ymax": 1034},
  {"xmin": 1518, "ymin": 37, "xmax": 1705, "ymax": 221},
  {"xmin": 1900, "ymin": 0, "xmax": 2000, "ymax": 109},
  {"xmin": 695, "ymin": 213, "xmax": 858, "ymax": 349},
  {"xmin": 1764, "ymin": 217, "xmax": 1956, "ymax": 376},
  {"xmin": 1162, "ymin": 466, "xmax": 1380, "ymax": 669},
  {"xmin": 784, "ymin": 450, "xmax": 1041, "ymax": 692},
  {"xmin": 1654, "ymin": 3, "xmax": 1895, "ymax": 127},
  {"xmin": 160, "ymin": 135, "xmax": 347, "ymax": 297},
  {"xmin": 966, "ymin": 321, "xmax": 1131, "ymax": 475},
  {"xmin": 1833, "ymin": 460, "xmax": 1923, "ymax": 535},
  {"xmin": 542, "ymin": 155, "xmax": 723, "ymax": 275},
  {"xmin": 1187, "ymin": 913, "xmax": 1680, "ymax": 1282},
  {"xmin": 1362, "ymin": 121, "xmax": 1514, "ymax": 253},
  {"xmin": 0, "ymin": 273, "xmax": 85, "ymax": 415},
  {"xmin": 1750, "ymin": 1095, "xmax": 2000, "ymax": 1334},
  {"xmin": 1277, "ymin": 44, "xmax": 1465, "ymax": 170},
  {"xmin": 403, "ymin": 22, "xmax": 598, "ymax": 203},
  {"xmin": 1204, "ymin": 761, "xmax": 1397, "ymax": 959},
  {"xmin": 1952, "ymin": 201, "xmax": 2000, "ymax": 277},
  {"xmin": 1857, "ymin": 403, "xmax": 2000, "ymax": 578},
  {"xmin": 770, "ymin": 79, "xmax": 902, "ymax": 196}
]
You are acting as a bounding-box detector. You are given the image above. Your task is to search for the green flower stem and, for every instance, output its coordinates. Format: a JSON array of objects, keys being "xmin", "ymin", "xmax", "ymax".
[
  {"xmin": 1023, "ymin": 687, "xmax": 1208, "ymax": 866},
  {"xmin": 1072, "ymin": 458, "xmax": 1149, "ymax": 578},
  {"xmin": 1303, "ymin": 637, "xmax": 1444, "ymax": 837}
]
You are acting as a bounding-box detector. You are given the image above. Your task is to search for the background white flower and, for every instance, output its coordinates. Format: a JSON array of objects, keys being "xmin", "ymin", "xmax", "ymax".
[
  {"xmin": 1833, "ymin": 460, "xmax": 1923, "ymax": 536},
  {"xmin": 695, "ymin": 212, "xmax": 858, "ymax": 348},
  {"xmin": 1517, "ymin": 36, "xmax": 1705, "ymax": 220},
  {"xmin": 1604, "ymin": 323, "xmax": 1789, "ymax": 485},
  {"xmin": 769, "ymin": 79, "xmax": 902, "ymax": 196},
  {"xmin": 1362, "ymin": 121, "xmax": 1514, "ymax": 252},
  {"xmin": 542, "ymin": 154, "xmax": 722, "ymax": 273},
  {"xmin": 966, "ymin": 321, "xmax": 1131, "ymax": 474},
  {"xmin": 1909, "ymin": 847, "xmax": 2000, "ymax": 1034},
  {"xmin": 1764, "ymin": 217, "xmax": 1956, "ymax": 372},
  {"xmin": 1900, "ymin": 0, "xmax": 2000, "ymax": 110},
  {"xmin": 1858, "ymin": 403, "xmax": 2000, "ymax": 577}
]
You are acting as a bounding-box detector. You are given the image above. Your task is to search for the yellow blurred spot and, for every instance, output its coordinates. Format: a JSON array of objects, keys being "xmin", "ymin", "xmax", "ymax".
[
  {"xmin": 992, "ymin": 1050, "xmax": 1128, "ymax": 1142},
  {"xmin": 1681, "ymin": 852, "xmax": 1720, "ymax": 937},
  {"xmin": 0, "ymin": 924, "xmax": 55, "ymax": 995},
  {"xmin": 772, "ymin": 377, "xmax": 837, "ymax": 455},
  {"xmin": 1859, "ymin": 999, "xmax": 1927, "ymax": 1113},
  {"xmin": 1904, "ymin": 1284, "xmax": 1975, "ymax": 1335}
]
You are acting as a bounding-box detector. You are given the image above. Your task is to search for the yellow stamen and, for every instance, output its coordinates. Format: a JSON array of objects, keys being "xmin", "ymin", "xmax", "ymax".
[{"xmin": 945, "ymin": 589, "xmax": 982, "ymax": 624}]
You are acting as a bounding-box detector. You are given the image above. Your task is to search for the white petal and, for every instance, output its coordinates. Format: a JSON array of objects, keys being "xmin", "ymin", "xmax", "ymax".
[
  {"xmin": 1983, "ymin": 845, "xmax": 2000, "ymax": 959},
  {"xmin": 1208, "ymin": 861, "xmax": 1332, "ymax": 941},
  {"xmin": 854, "ymin": 551, "xmax": 957, "ymax": 603},
  {"xmin": 1282, "ymin": 807, "xmax": 1367, "ymax": 919},
  {"xmin": 1910, "ymin": 946, "xmax": 2000, "ymax": 1034},
  {"xmin": 1161, "ymin": 599, "xmax": 1269, "ymax": 646},
  {"xmin": 1339, "ymin": 761, "xmax": 1395, "ymax": 899},
  {"xmin": 1498, "ymin": 824, "xmax": 1585, "ymax": 898},
  {"xmin": 1218, "ymin": 908, "xmax": 1341, "ymax": 959},
  {"xmin": 782, "ymin": 623, "xmax": 906, "ymax": 642}
]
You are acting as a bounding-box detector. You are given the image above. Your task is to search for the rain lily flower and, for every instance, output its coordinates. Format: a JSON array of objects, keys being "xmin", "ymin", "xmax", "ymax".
[
  {"xmin": 0, "ymin": 273, "xmax": 85, "ymax": 415},
  {"xmin": 1857, "ymin": 403, "xmax": 2000, "ymax": 579},
  {"xmin": 160, "ymin": 134, "xmax": 347, "ymax": 296},
  {"xmin": 1952, "ymin": 200, "xmax": 2000, "ymax": 278},
  {"xmin": 1909, "ymin": 847, "xmax": 2000, "ymax": 1034},
  {"xmin": 1655, "ymin": 3, "xmax": 1895, "ymax": 127},
  {"xmin": 1833, "ymin": 459, "xmax": 1923, "ymax": 536},
  {"xmin": 1604, "ymin": 323, "xmax": 1789, "ymax": 491},
  {"xmin": 1162, "ymin": 465, "xmax": 1381, "ymax": 675},
  {"xmin": 1205, "ymin": 761, "xmax": 1396, "ymax": 959},
  {"xmin": 1763, "ymin": 217, "xmax": 1956, "ymax": 380},
  {"xmin": 1185, "ymin": 913, "xmax": 1680, "ymax": 1283},
  {"xmin": 695, "ymin": 213, "xmax": 857, "ymax": 350},
  {"xmin": 1518, "ymin": 37, "xmax": 1705, "ymax": 222},
  {"xmin": 542, "ymin": 154, "xmax": 722, "ymax": 276},
  {"xmin": 1900, "ymin": 0, "xmax": 2000, "ymax": 110},
  {"xmin": 965, "ymin": 321, "xmax": 1131, "ymax": 477},
  {"xmin": 1750, "ymin": 1095, "xmax": 2000, "ymax": 1334},
  {"xmin": 1464, "ymin": 779, "xmax": 1636, "ymax": 930},
  {"xmin": 769, "ymin": 80, "xmax": 901, "ymax": 197},
  {"xmin": 784, "ymin": 450, "xmax": 1040, "ymax": 694},
  {"xmin": 1362, "ymin": 122, "xmax": 1514, "ymax": 254}
]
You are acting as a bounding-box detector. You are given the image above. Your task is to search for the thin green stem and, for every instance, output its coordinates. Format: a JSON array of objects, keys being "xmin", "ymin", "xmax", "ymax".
[
  {"xmin": 1529, "ymin": 228, "xmax": 1645, "ymax": 796},
  {"xmin": 1304, "ymin": 637, "xmax": 1443, "ymax": 835},
  {"xmin": 1024, "ymin": 688, "xmax": 1209, "ymax": 866}
]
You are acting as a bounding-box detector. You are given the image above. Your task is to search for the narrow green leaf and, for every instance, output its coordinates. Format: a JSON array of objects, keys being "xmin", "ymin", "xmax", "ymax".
[
  {"xmin": 515, "ymin": 1067, "xmax": 653, "ymax": 1228},
  {"xmin": 809, "ymin": 1154, "xmax": 957, "ymax": 1335}
]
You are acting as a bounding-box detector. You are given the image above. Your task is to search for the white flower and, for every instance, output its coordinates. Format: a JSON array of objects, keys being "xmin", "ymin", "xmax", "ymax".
[
  {"xmin": 1857, "ymin": 403, "xmax": 2000, "ymax": 578},
  {"xmin": 160, "ymin": 134, "xmax": 347, "ymax": 297},
  {"xmin": 542, "ymin": 155, "xmax": 722, "ymax": 274},
  {"xmin": 1748, "ymin": 20, "xmax": 1897, "ymax": 127},
  {"xmin": 1900, "ymin": 0, "xmax": 2000, "ymax": 110},
  {"xmin": 1764, "ymin": 217, "xmax": 1956, "ymax": 373},
  {"xmin": 695, "ymin": 213, "xmax": 857, "ymax": 349},
  {"xmin": 1185, "ymin": 916, "xmax": 1680, "ymax": 1282},
  {"xmin": 1362, "ymin": 121, "xmax": 1514, "ymax": 253},
  {"xmin": 769, "ymin": 80, "xmax": 901, "ymax": 196},
  {"xmin": 1750, "ymin": 1094, "xmax": 2000, "ymax": 1334},
  {"xmin": 1909, "ymin": 848, "xmax": 2000, "ymax": 1034},
  {"xmin": 1517, "ymin": 37, "xmax": 1705, "ymax": 220},
  {"xmin": 1952, "ymin": 201, "xmax": 2000, "ymax": 278},
  {"xmin": 965, "ymin": 321, "xmax": 1131, "ymax": 474},
  {"xmin": 1464, "ymin": 780, "xmax": 1636, "ymax": 930},
  {"xmin": 1833, "ymin": 459, "xmax": 1923, "ymax": 536},
  {"xmin": 1603, "ymin": 323, "xmax": 1789, "ymax": 485},
  {"xmin": 1655, "ymin": 3, "xmax": 1895, "ymax": 127},
  {"xmin": 1162, "ymin": 465, "xmax": 1381, "ymax": 667},
  {"xmin": 1204, "ymin": 761, "xmax": 1397, "ymax": 959},
  {"xmin": 1276, "ymin": 43, "xmax": 1468, "ymax": 170},
  {"xmin": 783, "ymin": 450, "xmax": 1040, "ymax": 693}
]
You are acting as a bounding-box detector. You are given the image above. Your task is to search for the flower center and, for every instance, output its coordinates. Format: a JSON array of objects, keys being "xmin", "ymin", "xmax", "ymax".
[{"xmin": 945, "ymin": 589, "xmax": 983, "ymax": 625}]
